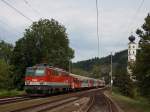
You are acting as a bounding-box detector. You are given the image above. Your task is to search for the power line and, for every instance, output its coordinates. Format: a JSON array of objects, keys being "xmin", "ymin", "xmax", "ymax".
[
  {"xmin": 23, "ymin": 0, "xmax": 42, "ymax": 17},
  {"xmin": 128, "ymin": 0, "xmax": 145, "ymax": 34},
  {"xmin": 1, "ymin": 0, "xmax": 33, "ymax": 22},
  {"xmin": 96, "ymin": 0, "xmax": 100, "ymax": 58}
]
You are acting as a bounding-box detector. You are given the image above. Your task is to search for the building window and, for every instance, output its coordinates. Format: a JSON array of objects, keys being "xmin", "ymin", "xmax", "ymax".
[{"xmin": 133, "ymin": 51, "xmax": 134, "ymax": 54}]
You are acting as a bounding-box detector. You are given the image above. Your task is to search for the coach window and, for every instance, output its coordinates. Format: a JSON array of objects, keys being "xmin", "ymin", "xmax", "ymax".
[
  {"xmin": 133, "ymin": 51, "xmax": 134, "ymax": 54},
  {"xmin": 129, "ymin": 45, "xmax": 130, "ymax": 49},
  {"xmin": 84, "ymin": 80, "xmax": 87, "ymax": 83}
]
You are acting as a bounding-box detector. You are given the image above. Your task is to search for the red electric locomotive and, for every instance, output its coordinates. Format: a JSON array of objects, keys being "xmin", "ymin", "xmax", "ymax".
[{"xmin": 25, "ymin": 64, "xmax": 105, "ymax": 94}]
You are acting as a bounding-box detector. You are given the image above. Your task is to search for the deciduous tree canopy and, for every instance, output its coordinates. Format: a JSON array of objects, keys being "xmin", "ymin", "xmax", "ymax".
[{"xmin": 11, "ymin": 19, "xmax": 74, "ymax": 89}]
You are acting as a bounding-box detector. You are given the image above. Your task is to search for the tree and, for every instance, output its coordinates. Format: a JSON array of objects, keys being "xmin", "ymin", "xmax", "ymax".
[
  {"xmin": 11, "ymin": 19, "xmax": 74, "ymax": 89},
  {"xmin": 114, "ymin": 67, "xmax": 135, "ymax": 98},
  {"xmin": 134, "ymin": 14, "xmax": 150, "ymax": 99},
  {"xmin": 0, "ymin": 59, "xmax": 13, "ymax": 90},
  {"xmin": 91, "ymin": 65, "xmax": 102, "ymax": 78},
  {"xmin": 0, "ymin": 41, "xmax": 14, "ymax": 90},
  {"xmin": 72, "ymin": 68, "xmax": 89, "ymax": 77},
  {"xmin": 0, "ymin": 40, "xmax": 13, "ymax": 64}
]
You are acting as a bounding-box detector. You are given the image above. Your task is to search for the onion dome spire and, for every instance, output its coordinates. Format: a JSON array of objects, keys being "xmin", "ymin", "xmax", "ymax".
[{"xmin": 128, "ymin": 35, "xmax": 135, "ymax": 42}]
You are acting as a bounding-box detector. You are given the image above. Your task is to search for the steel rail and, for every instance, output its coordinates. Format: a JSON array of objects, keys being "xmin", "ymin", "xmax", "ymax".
[
  {"xmin": 0, "ymin": 96, "xmax": 32, "ymax": 105},
  {"xmin": 10, "ymin": 93, "xmax": 89, "ymax": 112},
  {"xmin": 85, "ymin": 95, "xmax": 95, "ymax": 112},
  {"xmin": 103, "ymin": 93, "xmax": 115, "ymax": 112}
]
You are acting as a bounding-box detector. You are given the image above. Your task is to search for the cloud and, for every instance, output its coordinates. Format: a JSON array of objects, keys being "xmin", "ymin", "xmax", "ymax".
[{"xmin": 0, "ymin": 0, "xmax": 149, "ymax": 62}]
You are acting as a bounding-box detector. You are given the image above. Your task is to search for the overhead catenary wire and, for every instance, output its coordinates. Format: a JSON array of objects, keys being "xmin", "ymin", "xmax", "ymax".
[
  {"xmin": 1, "ymin": 0, "xmax": 33, "ymax": 22},
  {"xmin": 127, "ymin": 0, "xmax": 145, "ymax": 34},
  {"xmin": 96, "ymin": 0, "xmax": 100, "ymax": 58},
  {"xmin": 23, "ymin": 0, "xmax": 42, "ymax": 17}
]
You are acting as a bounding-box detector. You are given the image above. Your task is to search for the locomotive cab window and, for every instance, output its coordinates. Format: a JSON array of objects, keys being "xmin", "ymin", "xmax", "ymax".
[
  {"xmin": 35, "ymin": 69, "xmax": 45, "ymax": 76},
  {"xmin": 26, "ymin": 69, "xmax": 34, "ymax": 76},
  {"xmin": 26, "ymin": 67, "xmax": 45, "ymax": 76}
]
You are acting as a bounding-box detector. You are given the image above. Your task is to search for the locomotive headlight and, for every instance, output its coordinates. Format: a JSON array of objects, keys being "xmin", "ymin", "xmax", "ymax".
[{"xmin": 25, "ymin": 81, "xmax": 30, "ymax": 85}]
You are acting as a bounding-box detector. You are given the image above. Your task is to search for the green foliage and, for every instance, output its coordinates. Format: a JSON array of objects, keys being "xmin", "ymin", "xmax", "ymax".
[
  {"xmin": 73, "ymin": 50, "xmax": 128, "ymax": 81},
  {"xmin": 72, "ymin": 68, "xmax": 89, "ymax": 76},
  {"xmin": 113, "ymin": 68, "xmax": 135, "ymax": 98},
  {"xmin": 90, "ymin": 65, "xmax": 102, "ymax": 78},
  {"xmin": 112, "ymin": 92, "xmax": 150, "ymax": 112},
  {"xmin": 73, "ymin": 50, "xmax": 136, "ymax": 97},
  {"xmin": 134, "ymin": 14, "xmax": 150, "ymax": 99},
  {"xmin": 0, "ymin": 90, "xmax": 25, "ymax": 97},
  {"xmin": 0, "ymin": 40, "xmax": 13, "ymax": 64},
  {"xmin": 0, "ymin": 41, "xmax": 14, "ymax": 90},
  {"xmin": 0, "ymin": 59, "xmax": 14, "ymax": 90},
  {"xmin": 11, "ymin": 19, "xmax": 74, "ymax": 89},
  {"xmin": 73, "ymin": 50, "xmax": 127, "ymax": 72}
]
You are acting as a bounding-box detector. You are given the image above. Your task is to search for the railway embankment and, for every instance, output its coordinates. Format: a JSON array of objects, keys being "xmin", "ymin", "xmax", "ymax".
[{"xmin": 109, "ymin": 92, "xmax": 150, "ymax": 112}]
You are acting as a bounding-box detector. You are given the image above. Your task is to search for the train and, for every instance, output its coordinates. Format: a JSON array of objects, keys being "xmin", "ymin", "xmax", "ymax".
[{"xmin": 25, "ymin": 64, "xmax": 105, "ymax": 94}]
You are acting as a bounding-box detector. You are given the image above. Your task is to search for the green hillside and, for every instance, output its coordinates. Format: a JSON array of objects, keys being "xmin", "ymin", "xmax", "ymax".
[{"xmin": 72, "ymin": 49, "xmax": 128, "ymax": 82}]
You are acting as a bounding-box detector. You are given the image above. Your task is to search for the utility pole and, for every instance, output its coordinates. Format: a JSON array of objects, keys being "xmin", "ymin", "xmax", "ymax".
[
  {"xmin": 110, "ymin": 52, "xmax": 113, "ymax": 92},
  {"xmin": 69, "ymin": 59, "xmax": 71, "ymax": 74},
  {"xmin": 96, "ymin": 0, "xmax": 101, "ymax": 79},
  {"xmin": 96, "ymin": 0, "xmax": 100, "ymax": 58}
]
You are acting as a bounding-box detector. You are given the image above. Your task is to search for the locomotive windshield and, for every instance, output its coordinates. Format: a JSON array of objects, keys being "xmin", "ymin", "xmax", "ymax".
[{"xmin": 26, "ymin": 67, "xmax": 45, "ymax": 76}]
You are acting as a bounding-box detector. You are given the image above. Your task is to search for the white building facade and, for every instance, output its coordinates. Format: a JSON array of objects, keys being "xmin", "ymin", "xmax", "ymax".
[
  {"xmin": 128, "ymin": 42, "xmax": 137, "ymax": 62},
  {"xmin": 127, "ymin": 35, "xmax": 137, "ymax": 81}
]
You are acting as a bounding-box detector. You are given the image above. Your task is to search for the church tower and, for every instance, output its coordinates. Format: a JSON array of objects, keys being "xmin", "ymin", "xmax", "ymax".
[
  {"xmin": 127, "ymin": 35, "xmax": 137, "ymax": 81},
  {"xmin": 128, "ymin": 35, "xmax": 137, "ymax": 62}
]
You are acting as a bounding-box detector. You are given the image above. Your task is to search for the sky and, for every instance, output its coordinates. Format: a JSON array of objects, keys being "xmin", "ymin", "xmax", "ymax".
[{"xmin": 0, "ymin": 0, "xmax": 149, "ymax": 62}]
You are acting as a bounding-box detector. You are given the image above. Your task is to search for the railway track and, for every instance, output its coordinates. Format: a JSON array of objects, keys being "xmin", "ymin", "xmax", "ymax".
[
  {"xmin": 0, "ymin": 88, "xmax": 116, "ymax": 112},
  {"xmin": 104, "ymin": 93, "xmax": 119, "ymax": 112},
  {"xmin": 10, "ymin": 97, "xmax": 79, "ymax": 112},
  {"xmin": 9, "ymin": 88, "xmax": 99, "ymax": 112},
  {"xmin": 85, "ymin": 95, "xmax": 95, "ymax": 112},
  {"xmin": 9, "ymin": 92, "xmax": 90, "ymax": 112},
  {"xmin": 85, "ymin": 92, "xmax": 118, "ymax": 112},
  {"xmin": 0, "ymin": 95, "xmax": 33, "ymax": 105}
]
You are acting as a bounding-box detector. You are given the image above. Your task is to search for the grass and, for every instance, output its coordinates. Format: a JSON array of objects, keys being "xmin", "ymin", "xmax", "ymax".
[
  {"xmin": 0, "ymin": 89, "xmax": 25, "ymax": 97},
  {"xmin": 111, "ymin": 91, "xmax": 150, "ymax": 112}
]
